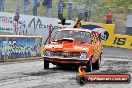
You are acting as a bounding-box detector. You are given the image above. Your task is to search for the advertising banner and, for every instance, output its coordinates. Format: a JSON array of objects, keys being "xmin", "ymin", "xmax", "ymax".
[
  {"xmin": 0, "ymin": 35, "xmax": 42, "ymax": 61},
  {"xmin": 81, "ymin": 22, "xmax": 132, "ymax": 49},
  {"xmin": 103, "ymin": 34, "xmax": 132, "ymax": 49},
  {"xmin": 0, "ymin": 12, "xmax": 74, "ymax": 43},
  {"xmin": 81, "ymin": 22, "xmax": 115, "ymax": 42},
  {"xmin": 0, "ymin": 12, "xmax": 131, "ymax": 49},
  {"xmin": 0, "ymin": 12, "xmax": 74, "ymax": 35}
]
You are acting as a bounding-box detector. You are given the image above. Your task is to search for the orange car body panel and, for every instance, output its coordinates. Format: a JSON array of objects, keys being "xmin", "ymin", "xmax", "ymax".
[{"xmin": 44, "ymin": 28, "xmax": 103, "ymax": 65}]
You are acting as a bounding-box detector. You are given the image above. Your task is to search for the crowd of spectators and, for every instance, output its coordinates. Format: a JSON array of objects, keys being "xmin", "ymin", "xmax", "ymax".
[{"xmin": 0, "ymin": 0, "xmax": 112, "ymax": 23}]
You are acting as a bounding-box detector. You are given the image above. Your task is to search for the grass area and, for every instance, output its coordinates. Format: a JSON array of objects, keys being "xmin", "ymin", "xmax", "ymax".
[{"xmin": 4, "ymin": 0, "xmax": 132, "ymax": 18}]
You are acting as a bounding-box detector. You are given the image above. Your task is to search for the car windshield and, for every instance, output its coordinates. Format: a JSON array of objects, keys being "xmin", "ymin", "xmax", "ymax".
[{"xmin": 52, "ymin": 30, "xmax": 91, "ymax": 43}]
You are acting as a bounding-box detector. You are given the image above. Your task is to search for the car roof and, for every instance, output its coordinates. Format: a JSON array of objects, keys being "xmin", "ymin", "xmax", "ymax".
[{"xmin": 59, "ymin": 28, "xmax": 92, "ymax": 33}]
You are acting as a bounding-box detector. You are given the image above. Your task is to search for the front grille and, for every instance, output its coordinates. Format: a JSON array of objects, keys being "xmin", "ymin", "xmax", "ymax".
[{"xmin": 50, "ymin": 51, "xmax": 80, "ymax": 58}]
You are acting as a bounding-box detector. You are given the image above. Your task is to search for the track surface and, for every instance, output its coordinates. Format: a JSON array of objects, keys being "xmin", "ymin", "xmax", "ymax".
[{"xmin": 0, "ymin": 46, "xmax": 132, "ymax": 88}]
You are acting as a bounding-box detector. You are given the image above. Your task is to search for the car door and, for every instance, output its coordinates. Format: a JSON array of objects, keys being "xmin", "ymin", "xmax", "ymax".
[{"xmin": 92, "ymin": 32, "xmax": 100, "ymax": 63}]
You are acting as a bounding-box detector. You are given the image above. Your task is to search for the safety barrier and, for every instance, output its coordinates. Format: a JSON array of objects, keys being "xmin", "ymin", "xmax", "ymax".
[
  {"xmin": 81, "ymin": 22, "xmax": 132, "ymax": 49},
  {"xmin": 81, "ymin": 21, "xmax": 115, "ymax": 35},
  {"xmin": 0, "ymin": 35, "xmax": 42, "ymax": 62},
  {"xmin": 103, "ymin": 34, "xmax": 132, "ymax": 49}
]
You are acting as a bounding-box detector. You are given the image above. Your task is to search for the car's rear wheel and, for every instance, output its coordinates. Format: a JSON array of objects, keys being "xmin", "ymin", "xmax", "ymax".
[
  {"xmin": 92, "ymin": 54, "xmax": 101, "ymax": 70},
  {"xmin": 86, "ymin": 57, "xmax": 92, "ymax": 72},
  {"xmin": 44, "ymin": 60, "xmax": 49, "ymax": 69}
]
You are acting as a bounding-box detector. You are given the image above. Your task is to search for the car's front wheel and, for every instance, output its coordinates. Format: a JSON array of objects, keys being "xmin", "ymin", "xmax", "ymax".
[
  {"xmin": 44, "ymin": 60, "xmax": 49, "ymax": 69},
  {"xmin": 86, "ymin": 57, "xmax": 92, "ymax": 72}
]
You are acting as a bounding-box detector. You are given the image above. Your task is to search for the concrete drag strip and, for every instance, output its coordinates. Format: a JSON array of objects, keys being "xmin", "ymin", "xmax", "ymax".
[{"xmin": 103, "ymin": 57, "xmax": 132, "ymax": 62}]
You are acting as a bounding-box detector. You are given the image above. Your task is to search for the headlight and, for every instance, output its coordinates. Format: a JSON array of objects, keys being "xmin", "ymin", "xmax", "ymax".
[
  {"xmin": 44, "ymin": 51, "xmax": 51, "ymax": 56},
  {"xmin": 80, "ymin": 52, "xmax": 87, "ymax": 59}
]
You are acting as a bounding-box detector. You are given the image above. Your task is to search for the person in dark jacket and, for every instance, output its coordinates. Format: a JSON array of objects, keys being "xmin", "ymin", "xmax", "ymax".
[{"xmin": 43, "ymin": 0, "xmax": 52, "ymax": 17}]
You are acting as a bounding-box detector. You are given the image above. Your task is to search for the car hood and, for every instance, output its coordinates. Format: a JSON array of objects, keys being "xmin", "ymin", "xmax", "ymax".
[{"xmin": 45, "ymin": 39, "xmax": 92, "ymax": 52}]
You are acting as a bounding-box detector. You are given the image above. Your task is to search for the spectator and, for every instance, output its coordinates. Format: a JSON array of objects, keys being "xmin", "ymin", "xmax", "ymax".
[
  {"xmin": 62, "ymin": 0, "xmax": 67, "ymax": 9},
  {"xmin": 13, "ymin": 12, "xmax": 20, "ymax": 35},
  {"xmin": 14, "ymin": 12, "xmax": 20, "ymax": 22},
  {"xmin": 73, "ymin": 21, "xmax": 82, "ymax": 28},
  {"xmin": 76, "ymin": 0, "xmax": 85, "ymax": 21},
  {"xmin": 23, "ymin": 0, "xmax": 29, "ymax": 15},
  {"xmin": 67, "ymin": 0, "xmax": 74, "ymax": 20},
  {"xmin": 16, "ymin": 1, "xmax": 21, "ymax": 14},
  {"xmin": 32, "ymin": 0, "xmax": 40, "ymax": 16},
  {"xmin": 19, "ymin": 21, "xmax": 27, "ymax": 35},
  {"xmin": 106, "ymin": 8, "xmax": 113, "ymax": 24},
  {"xmin": 0, "ymin": 0, "xmax": 5, "ymax": 12},
  {"xmin": 84, "ymin": 7, "xmax": 91, "ymax": 21},
  {"xmin": 58, "ymin": 0, "xmax": 63, "ymax": 19},
  {"xmin": 42, "ymin": 0, "xmax": 52, "ymax": 17}
]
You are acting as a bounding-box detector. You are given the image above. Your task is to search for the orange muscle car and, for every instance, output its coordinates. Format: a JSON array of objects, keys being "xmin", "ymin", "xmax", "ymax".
[{"xmin": 43, "ymin": 28, "xmax": 103, "ymax": 72}]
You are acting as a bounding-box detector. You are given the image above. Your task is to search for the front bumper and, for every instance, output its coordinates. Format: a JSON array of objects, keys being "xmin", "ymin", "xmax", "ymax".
[{"xmin": 43, "ymin": 56, "xmax": 89, "ymax": 65}]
